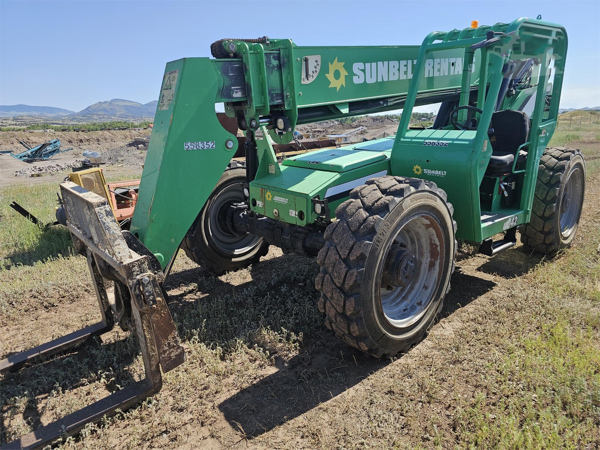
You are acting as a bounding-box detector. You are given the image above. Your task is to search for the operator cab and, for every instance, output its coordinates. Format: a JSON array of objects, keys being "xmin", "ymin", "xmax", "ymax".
[
  {"xmin": 485, "ymin": 109, "xmax": 529, "ymax": 175},
  {"xmin": 392, "ymin": 22, "xmax": 563, "ymax": 246},
  {"xmin": 433, "ymin": 58, "xmax": 538, "ymax": 178},
  {"xmin": 434, "ymin": 101, "xmax": 531, "ymax": 176},
  {"xmin": 429, "ymin": 56, "xmax": 546, "ymax": 215}
]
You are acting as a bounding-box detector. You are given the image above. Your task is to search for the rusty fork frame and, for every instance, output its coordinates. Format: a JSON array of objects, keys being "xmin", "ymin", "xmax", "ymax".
[{"xmin": 1, "ymin": 182, "xmax": 185, "ymax": 449}]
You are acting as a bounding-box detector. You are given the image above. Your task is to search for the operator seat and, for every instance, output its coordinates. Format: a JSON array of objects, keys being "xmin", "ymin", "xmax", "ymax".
[{"xmin": 486, "ymin": 110, "xmax": 530, "ymax": 175}]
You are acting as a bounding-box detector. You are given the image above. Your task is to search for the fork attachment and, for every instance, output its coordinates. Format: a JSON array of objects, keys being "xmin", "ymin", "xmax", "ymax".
[{"xmin": 1, "ymin": 181, "xmax": 185, "ymax": 449}]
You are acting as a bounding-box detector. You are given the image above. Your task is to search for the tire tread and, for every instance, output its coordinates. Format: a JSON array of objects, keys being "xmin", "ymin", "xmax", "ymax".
[
  {"xmin": 181, "ymin": 162, "xmax": 269, "ymax": 274},
  {"xmin": 315, "ymin": 176, "xmax": 456, "ymax": 358},
  {"xmin": 520, "ymin": 147, "xmax": 585, "ymax": 255}
]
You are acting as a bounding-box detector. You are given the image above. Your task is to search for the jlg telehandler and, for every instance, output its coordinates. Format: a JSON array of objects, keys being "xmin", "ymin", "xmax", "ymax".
[{"xmin": 1, "ymin": 17, "xmax": 585, "ymax": 448}]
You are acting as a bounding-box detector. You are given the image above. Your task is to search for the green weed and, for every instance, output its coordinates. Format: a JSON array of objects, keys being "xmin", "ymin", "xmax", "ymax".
[
  {"xmin": 0, "ymin": 183, "xmax": 73, "ymax": 265},
  {"xmin": 455, "ymin": 321, "xmax": 600, "ymax": 449},
  {"xmin": 549, "ymin": 131, "xmax": 582, "ymax": 147},
  {"xmin": 454, "ymin": 199, "xmax": 600, "ymax": 449}
]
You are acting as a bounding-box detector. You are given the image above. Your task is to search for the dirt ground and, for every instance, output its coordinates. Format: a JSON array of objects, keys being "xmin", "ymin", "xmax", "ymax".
[
  {"xmin": 0, "ymin": 130, "xmax": 147, "ymax": 187},
  {"xmin": 1, "ymin": 122, "xmax": 599, "ymax": 448},
  {"xmin": 1, "ymin": 196, "xmax": 598, "ymax": 448}
]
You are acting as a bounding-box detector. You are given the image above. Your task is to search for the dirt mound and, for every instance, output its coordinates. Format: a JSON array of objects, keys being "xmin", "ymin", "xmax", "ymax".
[
  {"xmin": 101, "ymin": 145, "xmax": 146, "ymax": 166},
  {"xmin": 560, "ymin": 109, "xmax": 600, "ymax": 119},
  {"xmin": 354, "ymin": 116, "xmax": 398, "ymax": 128},
  {"xmin": 0, "ymin": 130, "xmax": 146, "ymax": 157},
  {"xmin": 296, "ymin": 116, "xmax": 400, "ymax": 140}
]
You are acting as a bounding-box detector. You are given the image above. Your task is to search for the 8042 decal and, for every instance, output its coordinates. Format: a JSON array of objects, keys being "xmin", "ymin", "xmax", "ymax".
[
  {"xmin": 503, "ymin": 215, "xmax": 518, "ymax": 230},
  {"xmin": 184, "ymin": 141, "xmax": 216, "ymax": 150}
]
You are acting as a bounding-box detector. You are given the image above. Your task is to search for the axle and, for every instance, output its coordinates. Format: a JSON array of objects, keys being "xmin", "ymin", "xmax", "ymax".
[{"xmin": 231, "ymin": 205, "xmax": 325, "ymax": 256}]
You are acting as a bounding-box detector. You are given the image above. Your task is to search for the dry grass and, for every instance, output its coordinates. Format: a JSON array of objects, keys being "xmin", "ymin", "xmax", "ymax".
[{"xmin": 1, "ymin": 120, "xmax": 599, "ymax": 449}]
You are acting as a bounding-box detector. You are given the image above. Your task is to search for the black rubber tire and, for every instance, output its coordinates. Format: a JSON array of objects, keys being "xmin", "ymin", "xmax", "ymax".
[
  {"xmin": 521, "ymin": 147, "xmax": 586, "ymax": 255},
  {"xmin": 210, "ymin": 40, "xmax": 231, "ymax": 59},
  {"xmin": 181, "ymin": 162, "xmax": 269, "ymax": 274},
  {"xmin": 55, "ymin": 205, "xmax": 67, "ymax": 226},
  {"xmin": 315, "ymin": 176, "xmax": 457, "ymax": 358}
]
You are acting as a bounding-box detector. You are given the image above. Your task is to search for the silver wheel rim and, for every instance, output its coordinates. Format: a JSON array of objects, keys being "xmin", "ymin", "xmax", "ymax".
[
  {"xmin": 207, "ymin": 181, "xmax": 262, "ymax": 256},
  {"xmin": 559, "ymin": 166, "xmax": 584, "ymax": 240},
  {"xmin": 379, "ymin": 212, "xmax": 445, "ymax": 329}
]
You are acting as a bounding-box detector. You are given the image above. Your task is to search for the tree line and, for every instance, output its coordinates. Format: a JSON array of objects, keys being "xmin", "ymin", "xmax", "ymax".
[{"xmin": 0, "ymin": 121, "xmax": 152, "ymax": 132}]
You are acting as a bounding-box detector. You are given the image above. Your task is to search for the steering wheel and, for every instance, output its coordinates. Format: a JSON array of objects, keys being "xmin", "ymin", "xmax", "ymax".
[{"xmin": 449, "ymin": 105, "xmax": 483, "ymax": 130}]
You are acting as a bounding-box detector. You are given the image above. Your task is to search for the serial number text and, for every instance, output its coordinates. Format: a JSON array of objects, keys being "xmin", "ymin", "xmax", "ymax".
[{"xmin": 184, "ymin": 141, "xmax": 216, "ymax": 150}]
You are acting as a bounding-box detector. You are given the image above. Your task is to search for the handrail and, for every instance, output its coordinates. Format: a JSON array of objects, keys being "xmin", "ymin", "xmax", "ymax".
[{"xmin": 511, "ymin": 141, "xmax": 531, "ymax": 174}]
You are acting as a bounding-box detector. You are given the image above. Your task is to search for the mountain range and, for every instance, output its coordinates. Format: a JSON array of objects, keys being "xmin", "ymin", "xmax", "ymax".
[
  {"xmin": 2, "ymin": 100, "xmax": 599, "ymax": 121},
  {"xmin": 0, "ymin": 104, "xmax": 75, "ymax": 117},
  {"xmin": 71, "ymin": 99, "xmax": 157, "ymax": 119},
  {"xmin": 0, "ymin": 99, "xmax": 158, "ymax": 120},
  {"xmin": 559, "ymin": 106, "xmax": 600, "ymax": 113}
]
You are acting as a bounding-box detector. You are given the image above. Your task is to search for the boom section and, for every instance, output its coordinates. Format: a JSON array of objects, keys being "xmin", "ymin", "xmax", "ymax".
[{"xmin": 214, "ymin": 42, "xmax": 480, "ymax": 141}]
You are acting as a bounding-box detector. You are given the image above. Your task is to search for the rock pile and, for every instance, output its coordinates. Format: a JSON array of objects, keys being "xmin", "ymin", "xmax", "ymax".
[{"xmin": 14, "ymin": 161, "xmax": 82, "ymax": 177}]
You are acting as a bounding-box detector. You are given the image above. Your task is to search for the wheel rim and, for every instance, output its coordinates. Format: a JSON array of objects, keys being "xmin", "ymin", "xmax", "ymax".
[
  {"xmin": 379, "ymin": 212, "xmax": 445, "ymax": 329},
  {"xmin": 206, "ymin": 181, "xmax": 262, "ymax": 256},
  {"xmin": 559, "ymin": 166, "xmax": 584, "ymax": 240}
]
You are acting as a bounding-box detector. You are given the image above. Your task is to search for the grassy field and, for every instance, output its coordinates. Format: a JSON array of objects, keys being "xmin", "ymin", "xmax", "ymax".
[{"xmin": 0, "ymin": 118, "xmax": 599, "ymax": 449}]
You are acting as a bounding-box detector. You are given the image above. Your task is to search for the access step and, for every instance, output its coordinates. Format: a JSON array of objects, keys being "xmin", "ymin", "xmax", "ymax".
[{"xmin": 479, "ymin": 227, "xmax": 517, "ymax": 256}]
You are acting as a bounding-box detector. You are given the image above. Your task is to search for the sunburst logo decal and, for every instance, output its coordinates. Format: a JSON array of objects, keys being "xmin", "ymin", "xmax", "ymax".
[
  {"xmin": 413, "ymin": 165, "xmax": 423, "ymax": 175},
  {"xmin": 326, "ymin": 58, "xmax": 348, "ymax": 91}
]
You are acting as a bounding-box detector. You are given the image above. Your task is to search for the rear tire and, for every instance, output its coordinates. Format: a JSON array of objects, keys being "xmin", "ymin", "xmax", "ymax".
[
  {"xmin": 315, "ymin": 176, "xmax": 456, "ymax": 358},
  {"xmin": 521, "ymin": 147, "xmax": 585, "ymax": 255},
  {"xmin": 182, "ymin": 163, "xmax": 269, "ymax": 274}
]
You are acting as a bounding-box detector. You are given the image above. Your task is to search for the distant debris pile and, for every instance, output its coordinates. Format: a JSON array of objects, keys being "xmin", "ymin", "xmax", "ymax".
[
  {"xmin": 327, "ymin": 126, "xmax": 367, "ymax": 144},
  {"xmin": 127, "ymin": 136, "xmax": 150, "ymax": 149},
  {"xmin": 102, "ymin": 145, "xmax": 146, "ymax": 167},
  {"xmin": 14, "ymin": 161, "xmax": 82, "ymax": 177}
]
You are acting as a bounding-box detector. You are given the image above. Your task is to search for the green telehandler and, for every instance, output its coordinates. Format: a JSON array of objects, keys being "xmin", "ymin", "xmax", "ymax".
[{"xmin": 1, "ymin": 17, "xmax": 585, "ymax": 448}]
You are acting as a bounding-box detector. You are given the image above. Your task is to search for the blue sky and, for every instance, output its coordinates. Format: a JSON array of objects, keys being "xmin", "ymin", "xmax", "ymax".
[{"xmin": 1, "ymin": 0, "xmax": 599, "ymax": 111}]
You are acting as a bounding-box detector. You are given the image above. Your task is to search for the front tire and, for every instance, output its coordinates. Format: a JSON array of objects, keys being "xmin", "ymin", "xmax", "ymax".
[
  {"xmin": 521, "ymin": 147, "xmax": 585, "ymax": 255},
  {"xmin": 182, "ymin": 163, "xmax": 269, "ymax": 274},
  {"xmin": 315, "ymin": 176, "xmax": 456, "ymax": 358}
]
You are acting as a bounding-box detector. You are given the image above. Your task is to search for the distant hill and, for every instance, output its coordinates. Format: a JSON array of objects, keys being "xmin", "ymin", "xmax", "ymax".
[
  {"xmin": 1, "ymin": 100, "xmax": 598, "ymax": 123},
  {"xmin": 0, "ymin": 99, "xmax": 157, "ymax": 121},
  {"xmin": 559, "ymin": 106, "xmax": 600, "ymax": 113},
  {"xmin": 69, "ymin": 99, "xmax": 157, "ymax": 120},
  {"xmin": 558, "ymin": 109, "xmax": 600, "ymax": 123},
  {"xmin": 0, "ymin": 104, "xmax": 75, "ymax": 117}
]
